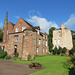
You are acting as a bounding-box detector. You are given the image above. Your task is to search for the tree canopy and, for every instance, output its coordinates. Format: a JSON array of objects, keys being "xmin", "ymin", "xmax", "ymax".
[
  {"xmin": 0, "ymin": 29, "xmax": 3, "ymax": 42},
  {"xmin": 48, "ymin": 27, "xmax": 56, "ymax": 50}
]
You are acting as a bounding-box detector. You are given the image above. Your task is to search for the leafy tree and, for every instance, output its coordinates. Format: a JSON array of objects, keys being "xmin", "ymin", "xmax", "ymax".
[
  {"xmin": 48, "ymin": 27, "xmax": 56, "ymax": 51},
  {"xmin": 69, "ymin": 30, "xmax": 75, "ymax": 55},
  {"xmin": 53, "ymin": 47, "xmax": 58, "ymax": 54},
  {"xmin": 0, "ymin": 29, "xmax": 3, "ymax": 42},
  {"xmin": 62, "ymin": 47, "xmax": 67, "ymax": 54}
]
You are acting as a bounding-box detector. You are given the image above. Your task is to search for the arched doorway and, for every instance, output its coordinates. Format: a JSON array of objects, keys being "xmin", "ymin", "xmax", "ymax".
[{"xmin": 14, "ymin": 45, "xmax": 17, "ymax": 54}]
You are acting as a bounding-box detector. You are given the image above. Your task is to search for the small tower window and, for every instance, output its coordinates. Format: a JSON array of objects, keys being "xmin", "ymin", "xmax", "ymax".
[
  {"xmin": 58, "ymin": 40, "xmax": 60, "ymax": 44},
  {"xmin": 19, "ymin": 22, "xmax": 22, "ymax": 25},
  {"xmin": 54, "ymin": 40, "xmax": 56, "ymax": 44},
  {"xmin": 46, "ymin": 41, "xmax": 47, "ymax": 46}
]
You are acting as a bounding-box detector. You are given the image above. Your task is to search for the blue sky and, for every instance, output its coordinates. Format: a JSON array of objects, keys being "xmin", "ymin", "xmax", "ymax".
[{"xmin": 0, "ymin": 0, "xmax": 75, "ymax": 33}]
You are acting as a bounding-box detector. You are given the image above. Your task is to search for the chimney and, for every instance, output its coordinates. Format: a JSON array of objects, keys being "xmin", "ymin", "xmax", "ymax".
[
  {"xmin": 61, "ymin": 24, "xmax": 65, "ymax": 30},
  {"xmin": 61, "ymin": 24, "xmax": 65, "ymax": 37}
]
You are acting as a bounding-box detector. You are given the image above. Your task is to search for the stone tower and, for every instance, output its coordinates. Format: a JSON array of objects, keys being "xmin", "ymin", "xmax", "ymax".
[
  {"xmin": 3, "ymin": 12, "xmax": 8, "ymax": 42},
  {"xmin": 3, "ymin": 11, "xmax": 8, "ymax": 29}
]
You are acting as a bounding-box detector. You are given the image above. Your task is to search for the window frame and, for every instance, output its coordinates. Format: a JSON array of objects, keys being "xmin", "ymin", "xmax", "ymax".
[
  {"xmin": 15, "ymin": 27, "xmax": 19, "ymax": 32},
  {"xmin": 15, "ymin": 35, "xmax": 18, "ymax": 42}
]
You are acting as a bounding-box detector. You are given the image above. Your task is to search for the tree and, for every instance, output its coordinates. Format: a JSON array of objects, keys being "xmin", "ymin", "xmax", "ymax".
[
  {"xmin": 0, "ymin": 29, "xmax": 3, "ymax": 42},
  {"xmin": 48, "ymin": 27, "xmax": 56, "ymax": 51},
  {"xmin": 53, "ymin": 47, "xmax": 58, "ymax": 54},
  {"xmin": 62, "ymin": 47, "xmax": 67, "ymax": 54},
  {"xmin": 69, "ymin": 30, "xmax": 75, "ymax": 55}
]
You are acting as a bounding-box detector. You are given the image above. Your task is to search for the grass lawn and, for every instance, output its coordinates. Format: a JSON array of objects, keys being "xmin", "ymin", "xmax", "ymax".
[{"xmin": 12, "ymin": 55, "xmax": 70, "ymax": 75}]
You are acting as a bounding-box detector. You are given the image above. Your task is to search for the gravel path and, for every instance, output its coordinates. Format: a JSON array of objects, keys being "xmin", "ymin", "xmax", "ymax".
[{"xmin": 0, "ymin": 60, "xmax": 40, "ymax": 75}]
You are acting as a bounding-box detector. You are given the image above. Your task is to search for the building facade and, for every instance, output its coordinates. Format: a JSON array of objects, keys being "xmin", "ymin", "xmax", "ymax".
[
  {"xmin": 53, "ymin": 24, "xmax": 73, "ymax": 54},
  {"xmin": 0, "ymin": 12, "xmax": 49, "ymax": 60}
]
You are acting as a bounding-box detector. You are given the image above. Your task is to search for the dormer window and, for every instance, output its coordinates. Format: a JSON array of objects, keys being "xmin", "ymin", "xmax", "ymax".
[
  {"xmin": 37, "ymin": 30, "xmax": 39, "ymax": 35},
  {"xmin": 22, "ymin": 26, "xmax": 26, "ymax": 31},
  {"xmin": 15, "ymin": 27, "xmax": 19, "ymax": 32},
  {"xmin": 46, "ymin": 35, "xmax": 47, "ymax": 39},
  {"xmin": 19, "ymin": 22, "xmax": 22, "ymax": 26}
]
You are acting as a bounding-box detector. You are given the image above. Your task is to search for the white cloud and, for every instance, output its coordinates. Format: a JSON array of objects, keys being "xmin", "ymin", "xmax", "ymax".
[
  {"xmin": 27, "ymin": 16, "xmax": 59, "ymax": 33},
  {"xmin": 28, "ymin": 10, "xmax": 41, "ymax": 17},
  {"xmin": 65, "ymin": 14, "xmax": 75, "ymax": 29},
  {"xmin": 15, "ymin": 16, "xmax": 20, "ymax": 19}
]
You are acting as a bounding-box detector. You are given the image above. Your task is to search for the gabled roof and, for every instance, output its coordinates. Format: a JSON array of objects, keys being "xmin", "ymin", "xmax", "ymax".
[
  {"xmin": 10, "ymin": 22, "xmax": 15, "ymax": 26},
  {"xmin": 20, "ymin": 18, "xmax": 33, "ymax": 27}
]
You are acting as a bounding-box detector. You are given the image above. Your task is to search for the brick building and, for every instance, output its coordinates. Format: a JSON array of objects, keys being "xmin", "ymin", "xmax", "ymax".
[
  {"xmin": 0, "ymin": 12, "xmax": 49, "ymax": 60},
  {"xmin": 53, "ymin": 24, "xmax": 73, "ymax": 55}
]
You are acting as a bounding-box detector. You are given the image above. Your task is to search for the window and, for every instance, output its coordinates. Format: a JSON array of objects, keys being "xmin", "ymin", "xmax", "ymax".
[
  {"xmin": 7, "ymin": 30, "xmax": 9, "ymax": 34},
  {"xmin": 22, "ymin": 26, "xmax": 26, "ymax": 31},
  {"xmin": 39, "ymin": 39, "xmax": 41, "ymax": 45},
  {"xmin": 19, "ymin": 22, "xmax": 22, "ymax": 25},
  {"xmin": 43, "ymin": 41, "xmax": 44, "ymax": 45},
  {"xmin": 15, "ymin": 36, "xmax": 18, "ymax": 42},
  {"xmin": 46, "ymin": 41, "xmax": 47, "ymax": 46},
  {"xmin": 3, "ymin": 46, "xmax": 5, "ymax": 51},
  {"xmin": 58, "ymin": 35, "xmax": 61, "ymax": 37},
  {"xmin": 15, "ymin": 27, "xmax": 19, "ymax": 32},
  {"xmin": 54, "ymin": 40, "xmax": 56, "ymax": 44},
  {"xmin": 58, "ymin": 31, "xmax": 61, "ymax": 33},
  {"xmin": 43, "ymin": 35, "xmax": 45, "ymax": 39},
  {"xmin": 46, "ymin": 49, "xmax": 47, "ymax": 52},
  {"xmin": 36, "ymin": 48, "xmax": 38, "ymax": 52},
  {"xmin": 58, "ymin": 40, "xmax": 60, "ymax": 44},
  {"xmin": 43, "ymin": 48, "xmax": 44, "ymax": 52},
  {"xmin": 37, "ymin": 30, "xmax": 39, "ymax": 35},
  {"xmin": 46, "ymin": 35, "xmax": 47, "ymax": 39}
]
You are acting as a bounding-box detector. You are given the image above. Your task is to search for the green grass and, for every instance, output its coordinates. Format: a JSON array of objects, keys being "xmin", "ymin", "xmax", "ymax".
[{"xmin": 12, "ymin": 55, "xmax": 70, "ymax": 75}]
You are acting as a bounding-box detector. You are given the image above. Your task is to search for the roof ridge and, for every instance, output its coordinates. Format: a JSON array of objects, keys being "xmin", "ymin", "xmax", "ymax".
[{"xmin": 20, "ymin": 17, "xmax": 33, "ymax": 27}]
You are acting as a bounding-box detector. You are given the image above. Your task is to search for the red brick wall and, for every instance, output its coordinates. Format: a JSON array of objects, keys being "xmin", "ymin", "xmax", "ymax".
[
  {"xmin": 13, "ymin": 18, "xmax": 31, "ymax": 32},
  {"xmin": 3, "ymin": 21, "xmax": 14, "ymax": 42}
]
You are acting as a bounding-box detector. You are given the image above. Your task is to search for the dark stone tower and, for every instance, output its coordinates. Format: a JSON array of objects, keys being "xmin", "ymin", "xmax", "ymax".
[
  {"xmin": 3, "ymin": 11, "xmax": 8, "ymax": 29},
  {"xmin": 3, "ymin": 12, "xmax": 8, "ymax": 42}
]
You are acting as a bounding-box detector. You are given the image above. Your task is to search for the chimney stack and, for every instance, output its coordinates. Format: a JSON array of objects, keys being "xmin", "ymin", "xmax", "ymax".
[{"xmin": 61, "ymin": 24, "xmax": 65, "ymax": 30}]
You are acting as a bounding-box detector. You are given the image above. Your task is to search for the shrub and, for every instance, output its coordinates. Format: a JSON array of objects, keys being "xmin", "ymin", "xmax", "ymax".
[
  {"xmin": 4, "ymin": 55, "xmax": 11, "ymax": 59},
  {"xmin": 14, "ymin": 52, "xmax": 19, "ymax": 58},
  {"xmin": 62, "ymin": 47, "xmax": 67, "ymax": 54},
  {"xmin": 27, "ymin": 54, "xmax": 31, "ymax": 61},
  {"xmin": 49, "ymin": 48, "xmax": 53, "ymax": 52},
  {"xmin": 0, "ymin": 51, "xmax": 7, "ymax": 58},
  {"xmin": 64, "ymin": 53, "xmax": 75, "ymax": 73}
]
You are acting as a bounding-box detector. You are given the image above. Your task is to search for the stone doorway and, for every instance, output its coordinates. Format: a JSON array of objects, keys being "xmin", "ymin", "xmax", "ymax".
[{"xmin": 14, "ymin": 45, "xmax": 17, "ymax": 54}]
